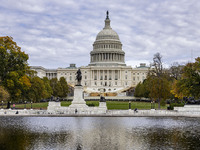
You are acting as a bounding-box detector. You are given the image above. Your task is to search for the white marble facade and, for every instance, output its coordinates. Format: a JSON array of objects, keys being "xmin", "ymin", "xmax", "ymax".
[{"xmin": 30, "ymin": 12, "xmax": 149, "ymax": 94}]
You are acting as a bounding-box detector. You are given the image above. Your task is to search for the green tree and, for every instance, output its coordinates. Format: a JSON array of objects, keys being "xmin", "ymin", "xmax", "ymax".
[
  {"xmin": 28, "ymin": 77, "xmax": 46, "ymax": 102},
  {"xmin": 134, "ymin": 82, "xmax": 142, "ymax": 98},
  {"xmin": 42, "ymin": 77, "xmax": 53, "ymax": 99},
  {"xmin": 49, "ymin": 77, "xmax": 69, "ymax": 98},
  {"xmin": 57, "ymin": 77, "xmax": 69, "ymax": 98},
  {"xmin": 50, "ymin": 78, "xmax": 58, "ymax": 97}
]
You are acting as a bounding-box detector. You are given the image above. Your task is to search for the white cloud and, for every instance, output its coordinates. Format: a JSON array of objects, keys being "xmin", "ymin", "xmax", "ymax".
[{"xmin": 0, "ymin": 0, "xmax": 200, "ymax": 69}]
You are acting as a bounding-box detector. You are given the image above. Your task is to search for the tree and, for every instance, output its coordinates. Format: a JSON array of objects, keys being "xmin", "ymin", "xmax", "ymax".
[
  {"xmin": 50, "ymin": 78, "xmax": 58, "ymax": 97},
  {"xmin": 0, "ymin": 86, "xmax": 10, "ymax": 102},
  {"xmin": 148, "ymin": 53, "xmax": 171, "ymax": 109},
  {"xmin": 169, "ymin": 62, "xmax": 183, "ymax": 80},
  {"xmin": 28, "ymin": 77, "xmax": 46, "ymax": 102},
  {"xmin": 4, "ymin": 72, "xmax": 31, "ymax": 102},
  {"xmin": 134, "ymin": 82, "xmax": 142, "ymax": 98},
  {"xmin": 0, "ymin": 36, "xmax": 29, "ymax": 82},
  {"xmin": 171, "ymin": 57, "xmax": 200, "ymax": 99},
  {"xmin": 42, "ymin": 77, "xmax": 53, "ymax": 99},
  {"xmin": 134, "ymin": 81, "xmax": 149, "ymax": 98},
  {"xmin": 150, "ymin": 52, "xmax": 163, "ymax": 77},
  {"xmin": 0, "ymin": 36, "xmax": 30, "ymax": 101},
  {"xmin": 49, "ymin": 77, "xmax": 69, "ymax": 98},
  {"xmin": 19, "ymin": 75, "xmax": 31, "ymax": 101}
]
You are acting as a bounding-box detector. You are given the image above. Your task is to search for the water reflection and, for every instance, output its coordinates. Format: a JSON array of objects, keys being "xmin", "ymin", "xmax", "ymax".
[{"xmin": 0, "ymin": 117, "xmax": 200, "ymax": 150}]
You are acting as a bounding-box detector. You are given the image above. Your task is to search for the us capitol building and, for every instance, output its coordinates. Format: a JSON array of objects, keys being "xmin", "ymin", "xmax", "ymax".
[{"xmin": 31, "ymin": 12, "xmax": 149, "ymax": 96}]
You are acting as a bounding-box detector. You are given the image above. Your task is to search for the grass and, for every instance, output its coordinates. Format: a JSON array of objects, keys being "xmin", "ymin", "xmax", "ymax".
[
  {"xmin": 107, "ymin": 101, "xmax": 167, "ymax": 110},
  {"xmin": 2, "ymin": 101, "xmax": 167, "ymax": 110},
  {"xmin": 61, "ymin": 101, "xmax": 71, "ymax": 107}
]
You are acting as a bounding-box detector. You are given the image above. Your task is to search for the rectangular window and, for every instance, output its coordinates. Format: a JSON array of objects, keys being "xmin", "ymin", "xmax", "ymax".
[
  {"xmin": 100, "ymin": 76, "xmax": 103, "ymax": 80},
  {"xmin": 105, "ymin": 75, "xmax": 107, "ymax": 80}
]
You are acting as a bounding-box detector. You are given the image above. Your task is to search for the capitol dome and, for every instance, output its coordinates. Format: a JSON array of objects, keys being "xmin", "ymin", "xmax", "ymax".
[
  {"xmin": 96, "ymin": 26, "xmax": 120, "ymax": 41},
  {"xmin": 89, "ymin": 11, "xmax": 126, "ymax": 66}
]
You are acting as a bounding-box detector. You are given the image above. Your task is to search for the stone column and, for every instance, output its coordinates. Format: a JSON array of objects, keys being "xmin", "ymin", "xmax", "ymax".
[{"xmin": 97, "ymin": 70, "xmax": 99, "ymax": 80}]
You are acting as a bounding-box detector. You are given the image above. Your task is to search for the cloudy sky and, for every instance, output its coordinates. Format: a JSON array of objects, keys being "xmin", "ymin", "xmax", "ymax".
[{"xmin": 0, "ymin": 0, "xmax": 200, "ymax": 68}]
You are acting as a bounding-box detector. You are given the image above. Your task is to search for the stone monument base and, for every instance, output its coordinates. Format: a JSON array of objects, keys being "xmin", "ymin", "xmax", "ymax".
[
  {"xmin": 69, "ymin": 85, "xmax": 88, "ymax": 108},
  {"xmin": 47, "ymin": 101, "xmax": 61, "ymax": 110},
  {"xmin": 47, "ymin": 85, "xmax": 108, "ymax": 114}
]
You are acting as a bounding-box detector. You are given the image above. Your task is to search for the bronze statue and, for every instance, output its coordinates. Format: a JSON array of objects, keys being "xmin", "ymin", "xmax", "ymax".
[
  {"xmin": 76, "ymin": 69, "xmax": 82, "ymax": 85},
  {"xmin": 106, "ymin": 10, "xmax": 109, "ymax": 19}
]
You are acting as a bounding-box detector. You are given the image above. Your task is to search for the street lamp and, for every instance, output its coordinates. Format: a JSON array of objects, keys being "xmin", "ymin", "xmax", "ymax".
[
  {"xmin": 129, "ymin": 101, "xmax": 131, "ymax": 110},
  {"xmin": 24, "ymin": 101, "xmax": 26, "ymax": 109},
  {"xmin": 151, "ymin": 101, "xmax": 152, "ymax": 109},
  {"xmin": 31, "ymin": 101, "xmax": 32, "ymax": 110},
  {"xmin": 1, "ymin": 101, "xmax": 3, "ymax": 109}
]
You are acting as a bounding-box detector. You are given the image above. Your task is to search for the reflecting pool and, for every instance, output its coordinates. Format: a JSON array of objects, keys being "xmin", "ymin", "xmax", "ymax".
[{"xmin": 0, "ymin": 117, "xmax": 200, "ymax": 150}]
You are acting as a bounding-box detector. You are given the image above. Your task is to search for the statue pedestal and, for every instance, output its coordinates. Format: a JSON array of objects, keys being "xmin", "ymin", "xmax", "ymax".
[
  {"xmin": 47, "ymin": 101, "xmax": 61, "ymax": 110},
  {"xmin": 69, "ymin": 85, "xmax": 88, "ymax": 108}
]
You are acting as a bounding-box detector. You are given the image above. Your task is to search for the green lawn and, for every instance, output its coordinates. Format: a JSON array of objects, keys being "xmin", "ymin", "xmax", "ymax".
[
  {"xmin": 11, "ymin": 102, "xmax": 48, "ymax": 109},
  {"xmin": 3, "ymin": 101, "xmax": 167, "ymax": 110},
  {"xmin": 107, "ymin": 101, "xmax": 167, "ymax": 110}
]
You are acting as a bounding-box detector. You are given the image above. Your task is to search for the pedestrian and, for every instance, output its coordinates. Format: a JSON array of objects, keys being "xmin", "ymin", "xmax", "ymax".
[{"xmin": 13, "ymin": 104, "xmax": 15, "ymax": 109}]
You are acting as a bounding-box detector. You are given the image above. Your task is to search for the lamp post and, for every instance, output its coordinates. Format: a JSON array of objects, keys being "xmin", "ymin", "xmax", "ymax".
[
  {"xmin": 24, "ymin": 101, "xmax": 26, "ymax": 109},
  {"xmin": 1, "ymin": 101, "xmax": 3, "ymax": 109},
  {"xmin": 129, "ymin": 101, "xmax": 131, "ymax": 110},
  {"xmin": 151, "ymin": 101, "xmax": 152, "ymax": 109},
  {"xmin": 31, "ymin": 101, "xmax": 32, "ymax": 110}
]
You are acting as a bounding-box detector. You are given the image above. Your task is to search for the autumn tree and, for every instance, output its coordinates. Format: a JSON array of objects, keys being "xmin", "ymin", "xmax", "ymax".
[
  {"xmin": 0, "ymin": 36, "xmax": 29, "ymax": 82},
  {"xmin": 0, "ymin": 36, "xmax": 30, "ymax": 101},
  {"xmin": 171, "ymin": 57, "xmax": 200, "ymax": 99},
  {"xmin": 0, "ymin": 86, "xmax": 10, "ymax": 102}
]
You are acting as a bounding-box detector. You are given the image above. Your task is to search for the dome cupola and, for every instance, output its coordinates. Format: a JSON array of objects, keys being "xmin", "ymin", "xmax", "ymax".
[{"xmin": 89, "ymin": 11, "xmax": 126, "ymax": 66}]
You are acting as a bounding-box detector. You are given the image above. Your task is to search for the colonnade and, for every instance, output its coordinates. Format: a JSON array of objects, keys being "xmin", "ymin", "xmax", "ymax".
[
  {"xmin": 93, "ymin": 43, "xmax": 122, "ymax": 49},
  {"xmin": 46, "ymin": 73, "xmax": 57, "ymax": 79},
  {"xmin": 91, "ymin": 53, "xmax": 124, "ymax": 62},
  {"xmin": 91, "ymin": 70, "xmax": 120, "ymax": 81}
]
